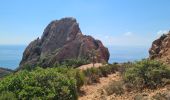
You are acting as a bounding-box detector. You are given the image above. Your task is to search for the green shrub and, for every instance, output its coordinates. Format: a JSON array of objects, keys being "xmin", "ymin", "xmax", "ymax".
[
  {"xmin": 83, "ymin": 67, "xmax": 101, "ymax": 84},
  {"xmin": 0, "ymin": 67, "xmax": 79, "ymax": 100},
  {"xmin": 98, "ymin": 64, "xmax": 117, "ymax": 77},
  {"xmin": 82, "ymin": 64, "xmax": 118, "ymax": 84},
  {"xmin": 104, "ymin": 81, "xmax": 124, "ymax": 95},
  {"xmin": 108, "ymin": 63, "xmax": 121, "ymax": 73},
  {"xmin": 0, "ymin": 91, "xmax": 17, "ymax": 100},
  {"xmin": 118, "ymin": 62, "xmax": 132, "ymax": 74},
  {"xmin": 61, "ymin": 58, "xmax": 89, "ymax": 68},
  {"xmin": 65, "ymin": 69, "xmax": 85, "ymax": 91},
  {"xmin": 123, "ymin": 59, "xmax": 170, "ymax": 89},
  {"xmin": 21, "ymin": 64, "xmax": 35, "ymax": 71},
  {"xmin": 0, "ymin": 62, "xmax": 125, "ymax": 99},
  {"xmin": 74, "ymin": 70, "xmax": 85, "ymax": 91},
  {"xmin": 99, "ymin": 66, "xmax": 110, "ymax": 77}
]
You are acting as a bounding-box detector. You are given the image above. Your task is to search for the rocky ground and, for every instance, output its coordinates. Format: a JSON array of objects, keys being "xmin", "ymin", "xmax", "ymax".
[
  {"xmin": 78, "ymin": 64, "xmax": 170, "ymax": 100},
  {"xmin": 79, "ymin": 72, "xmax": 121, "ymax": 100}
]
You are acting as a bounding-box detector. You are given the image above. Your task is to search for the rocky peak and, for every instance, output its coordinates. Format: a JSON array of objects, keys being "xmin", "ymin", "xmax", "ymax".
[
  {"xmin": 40, "ymin": 18, "xmax": 82, "ymax": 54},
  {"xmin": 19, "ymin": 17, "xmax": 110, "ymax": 69},
  {"xmin": 149, "ymin": 31, "xmax": 170, "ymax": 64},
  {"xmin": 41, "ymin": 17, "xmax": 81, "ymax": 42}
]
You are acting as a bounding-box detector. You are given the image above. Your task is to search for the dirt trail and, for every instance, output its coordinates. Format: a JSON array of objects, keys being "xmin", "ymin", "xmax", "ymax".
[
  {"xmin": 79, "ymin": 72, "xmax": 169, "ymax": 100},
  {"xmin": 78, "ymin": 63, "xmax": 121, "ymax": 100},
  {"xmin": 78, "ymin": 63, "xmax": 170, "ymax": 100},
  {"xmin": 79, "ymin": 72, "xmax": 121, "ymax": 100}
]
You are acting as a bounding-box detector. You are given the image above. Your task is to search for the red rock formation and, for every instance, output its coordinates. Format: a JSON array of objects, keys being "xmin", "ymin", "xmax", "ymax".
[
  {"xmin": 19, "ymin": 17, "xmax": 110, "ymax": 68},
  {"xmin": 149, "ymin": 31, "xmax": 170, "ymax": 64}
]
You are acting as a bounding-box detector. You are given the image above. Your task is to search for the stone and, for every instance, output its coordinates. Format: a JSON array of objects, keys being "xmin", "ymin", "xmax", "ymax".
[
  {"xmin": 149, "ymin": 31, "xmax": 170, "ymax": 64},
  {"xmin": 19, "ymin": 17, "xmax": 110, "ymax": 69}
]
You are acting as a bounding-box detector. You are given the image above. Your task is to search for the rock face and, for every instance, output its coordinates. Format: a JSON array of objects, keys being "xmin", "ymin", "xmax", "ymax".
[
  {"xmin": 0, "ymin": 67, "xmax": 13, "ymax": 78},
  {"xmin": 149, "ymin": 31, "xmax": 170, "ymax": 64},
  {"xmin": 19, "ymin": 17, "xmax": 109, "ymax": 68}
]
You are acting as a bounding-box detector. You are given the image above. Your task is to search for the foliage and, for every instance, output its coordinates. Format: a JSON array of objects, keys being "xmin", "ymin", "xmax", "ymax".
[
  {"xmin": 0, "ymin": 61, "xmax": 121, "ymax": 99},
  {"xmin": 21, "ymin": 64, "xmax": 35, "ymax": 71},
  {"xmin": 0, "ymin": 67, "xmax": 79, "ymax": 100},
  {"xmin": 56, "ymin": 68, "xmax": 85, "ymax": 91},
  {"xmin": 55, "ymin": 58, "xmax": 90, "ymax": 68},
  {"xmin": 0, "ymin": 91, "xmax": 17, "ymax": 100},
  {"xmin": 83, "ymin": 67, "xmax": 101, "ymax": 84},
  {"xmin": 82, "ymin": 64, "xmax": 118, "ymax": 84},
  {"xmin": 99, "ymin": 64, "xmax": 118, "ymax": 77},
  {"xmin": 123, "ymin": 59, "xmax": 170, "ymax": 89},
  {"xmin": 104, "ymin": 81, "xmax": 124, "ymax": 95}
]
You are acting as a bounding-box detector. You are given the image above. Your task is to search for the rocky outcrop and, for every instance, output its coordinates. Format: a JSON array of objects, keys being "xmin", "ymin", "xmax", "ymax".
[
  {"xmin": 149, "ymin": 31, "xmax": 170, "ymax": 64},
  {"xmin": 0, "ymin": 67, "xmax": 13, "ymax": 78},
  {"xmin": 19, "ymin": 17, "xmax": 109, "ymax": 69}
]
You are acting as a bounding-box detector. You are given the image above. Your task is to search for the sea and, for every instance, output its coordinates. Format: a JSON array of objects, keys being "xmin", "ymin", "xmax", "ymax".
[
  {"xmin": 0, "ymin": 45, "xmax": 26, "ymax": 70},
  {"xmin": 0, "ymin": 45, "xmax": 149, "ymax": 70}
]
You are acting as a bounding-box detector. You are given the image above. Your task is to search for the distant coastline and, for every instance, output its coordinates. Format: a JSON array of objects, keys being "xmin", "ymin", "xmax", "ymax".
[
  {"xmin": 0, "ymin": 45, "xmax": 149, "ymax": 69},
  {"xmin": 0, "ymin": 45, "xmax": 26, "ymax": 70},
  {"xmin": 108, "ymin": 45, "xmax": 149, "ymax": 63}
]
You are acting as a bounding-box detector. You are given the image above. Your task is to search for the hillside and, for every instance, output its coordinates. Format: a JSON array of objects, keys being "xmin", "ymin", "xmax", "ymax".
[
  {"xmin": 0, "ymin": 60, "xmax": 169, "ymax": 99},
  {"xmin": 79, "ymin": 69, "xmax": 170, "ymax": 100},
  {"xmin": 0, "ymin": 67, "xmax": 13, "ymax": 78}
]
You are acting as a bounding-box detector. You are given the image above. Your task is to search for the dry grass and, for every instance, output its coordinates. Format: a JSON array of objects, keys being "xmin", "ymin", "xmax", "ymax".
[{"xmin": 78, "ymin": 63, "xmax": 103, "ymax": 70}]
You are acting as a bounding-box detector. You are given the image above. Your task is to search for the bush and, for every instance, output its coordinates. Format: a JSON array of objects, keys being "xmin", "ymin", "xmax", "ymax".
[
  {"xmin": 123, "ymin": 59, "xmax": 170, "ymax": 89},
  {"xmin": 0, "ymin": 62, "xmax": 122, "ymax": 99},
  {"xmin": 104, "ymin": 81, "xmax": 124, "ymax": 95},
  {"xmin": 82, "ymin": 64, "xmax": 118, "ymax": 84},
  {"xmin": 118, "ymin": 62, "xmax": 132, "ymax": 74},
  {"xmin": 83, "ymin": 67, "xmax": 101, "ymax": 84},
  {"xmin": 64, "ymin": 68, "xmax": 85, "ymax": 91},
  {"xmin": 20, "ymin": 64, "xmax": 35, "ymax": 71},
  {"xmin": 98, "ymin": 64, "xmax": 117, "ymax": 77},
  {"xmin": 60, "ymin": 58, "xmax": 89, "ymax": 68},
  {"xmin": 0, "ymin": 91, "xmax": 17, "ymax": 100},
  {"xmin": 0, "ymin": 67, "xmax": 79, "ymax": 100}
]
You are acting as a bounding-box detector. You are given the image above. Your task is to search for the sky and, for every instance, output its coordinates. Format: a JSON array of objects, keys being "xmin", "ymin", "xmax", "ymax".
[{"xmin": 1, "ymin": 0, "xmax": 170, "ymax": 47}]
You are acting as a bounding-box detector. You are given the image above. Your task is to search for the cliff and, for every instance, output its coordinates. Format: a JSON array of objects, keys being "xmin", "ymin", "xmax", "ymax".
[
  {"xmin": 149, "ymin": 31, "xmax": 170, "ymax": 64},
  {"xmin": 19, "ymin": 17, "xmax": 110, "ymax": 69}
]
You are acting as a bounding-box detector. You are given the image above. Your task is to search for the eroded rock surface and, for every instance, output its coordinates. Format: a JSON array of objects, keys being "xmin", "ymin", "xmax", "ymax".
[
  {"xmin": 149, "ymin": 31, "xmax": 170, "ymax": 64},
  {"xmin": 19, "ymin": 17, "xmax": 109, "ymax": 69}
]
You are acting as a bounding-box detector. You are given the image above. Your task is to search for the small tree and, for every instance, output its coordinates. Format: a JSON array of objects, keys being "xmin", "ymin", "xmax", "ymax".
[{"xmin": 88, "ymin": 49, "xmax": 99, "ymax": 67}]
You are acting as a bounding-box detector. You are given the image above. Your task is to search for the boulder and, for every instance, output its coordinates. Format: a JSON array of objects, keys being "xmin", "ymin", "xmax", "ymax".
[{"xmin": 19, "ymin": 17, "xmax": 109, "ymax": 69}]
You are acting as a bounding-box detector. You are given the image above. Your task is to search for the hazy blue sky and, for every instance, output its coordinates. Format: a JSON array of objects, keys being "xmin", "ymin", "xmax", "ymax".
[{"xmin": 1, "ymin": 0, "xmax": 170, "ymax": 47}]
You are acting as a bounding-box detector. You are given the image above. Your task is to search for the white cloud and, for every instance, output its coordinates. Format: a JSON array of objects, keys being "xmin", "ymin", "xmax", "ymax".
[
  {"xmin": 123, "ymin": 32, "xmax": 133, "ymax": 36},
  {"xmin": 93, "ymin": 32, "xmax": 152, "ymax": 47},
  {"xmin": 106, "ymin": 36, "xmax": 152, "ymax": 46}
]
